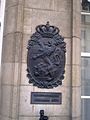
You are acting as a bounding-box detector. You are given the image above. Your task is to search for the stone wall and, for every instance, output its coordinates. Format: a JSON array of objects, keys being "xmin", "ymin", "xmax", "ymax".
[
  {"xmin": 0, "ymin": 68, "xmax": 1, "ymax": 120},
  {"xmin": 0, "ymin": 0, "xmax": 81, "ymax": 120}
]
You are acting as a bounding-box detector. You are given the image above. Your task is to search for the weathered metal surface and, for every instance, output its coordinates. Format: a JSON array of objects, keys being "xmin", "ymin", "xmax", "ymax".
[
  {"xmin": 27, "ymin": 22, "xmax": 66, "ymax": 88},
  {"xmin": 31, "ymin": 92, "xmax": 62, "ymax": 104},
  {"xmin": 39, "ymin": 110, "xmax": 48, "ymax": 120}
]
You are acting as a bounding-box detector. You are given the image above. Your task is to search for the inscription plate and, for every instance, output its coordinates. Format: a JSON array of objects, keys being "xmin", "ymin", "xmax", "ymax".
[{"xmin": 31, "ymin": 92, "xmax": 62, "ymax": 104}]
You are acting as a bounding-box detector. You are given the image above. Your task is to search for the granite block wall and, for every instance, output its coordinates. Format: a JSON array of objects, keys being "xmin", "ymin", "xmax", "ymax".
[{"xmin": 0, "ymin": 0, "xmax": 81, "ymax": 120}]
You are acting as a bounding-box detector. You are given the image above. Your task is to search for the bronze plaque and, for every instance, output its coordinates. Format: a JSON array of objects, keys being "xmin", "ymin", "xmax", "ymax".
[
  {"xmin": 31, "ymin": 92, "xmax": 62, "ymax": 104},
  {"xmin": 27, "ymin": 22, "xmax": 66, "ymax": 88}
]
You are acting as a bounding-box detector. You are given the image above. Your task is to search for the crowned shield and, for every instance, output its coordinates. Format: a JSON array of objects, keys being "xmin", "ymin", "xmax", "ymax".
[{"xmin": 27, "ymin": 22, "xmax": 66, "ymax": 88}]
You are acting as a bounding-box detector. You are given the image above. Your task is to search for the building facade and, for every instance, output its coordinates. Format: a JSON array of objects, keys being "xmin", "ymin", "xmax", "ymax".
[
  {"xmin": 81, "ymin": 0, "xmax": 90, "ymax": 120},
  {"xmin": 0, "ymin": 0, "xmax": 82, "ymax": 120}
]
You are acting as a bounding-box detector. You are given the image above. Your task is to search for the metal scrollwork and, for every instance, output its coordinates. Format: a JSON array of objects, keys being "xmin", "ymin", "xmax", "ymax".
[{"xmin": 27, "ymin": 22, "xmax": 66, "ymax": 89}]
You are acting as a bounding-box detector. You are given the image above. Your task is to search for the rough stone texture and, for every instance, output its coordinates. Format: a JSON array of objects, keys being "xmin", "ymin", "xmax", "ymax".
[
  {"xmin": 1, "ymin": 85, "xmax": 12, "ymax": 117},
  {"xmin": 25, "ymin": 0, "xmax": 54, "ymax": 10},
  {"xmin": 2, "ymin": 33, "xmax": 23, "ymax": 63},
  {"xmin": 1, "ymin": 63, "xmax": 15, "ymax": 85},
  {"xmin": 72, "ymin": 13, "xmax": 81, "ymax": 38},
  {"xmin": 19, "ymin": 117, "xmax": 39, "ymax": 120},
  {"xmin": 65, "ymin": 38, "xmax": 71, "ymax": 65},
  {"xmin": 0, "ymin": 70, "xmax": 1, "ymax": 116},
  {"xmin": 1, "ymin": 63, "xmax": 22, "ymax": 86},
  {"xmin": 72, "ymin": 87, "xmax": 81, "ymax": 117},
  {"xmin": 1, "ymin": 1, "xmax": 24, "ymax": 119},
  {"xmin": 10, "ymin": 86, "xmax": 19, "ymax": 118},
  {"xmin": 23, "ymin": 9, "xmax": 32, "ymax": 34},
  {"xmin": 4, "ymin": 5, "xmax": 23, "ymax": 36},
  {"xmin": 19, "ymin": 116, "xmax": 70, "ymax": 120},
  {"xmin": 1, "ymin": 85, "xmax": 20, "ymax": 119},
  {"xmin": 0, "ymin": 116, "xmax": 11, "ymax": 120},
  {"xmin": 63, "ymin": 64, "xmax": 71, "ymax": 87},
  {"xmin": 23, "ymin": 8, "xmax": 71, "ymax": 37},
  {"xmin": 4, "ymin": 6, "xmax": 17, "ymax": 35},
  {"xmin": 0, "ymin": 116, "xmax": 18, "ymax": 120},
  {"xmin": 72, "ymin": 117, "xmax": 81, "ymax": 120},
  {"xmin": 73, "ymin": 0, "xmax": 81, "ymax": 13},
  {"xmin": 19, "ymin": 86, "xmax": 71, "ymax": 116},
  {"xmin": 71, "ymin": 0, "xmax": 81, "ymax": 119},
  {"xmin": 26, "ymin": 9, "xmax": 71, "ymax": 37},
  {"xmin": 2, "ymin": 34, "xmax": 16, "ymax": 62},
  {"xmin": 5, "ymin": 0, "xmax": 24, "ymax": 9},
  {"xmin": 72, "ymin": 65, "xmax": 81, "ymax": 87},
  {"xmin": 72, "ymin": 37, "xmax": 81, "ymax": 65},
  {"xmin": 21, "ymin": 63, "xmax": 29, "ymax": 85},
  {"xmin": 54, "ymin": 0, "xmax": 71, "ymax": 12},
  {"xmin": 22, "ymin": 34, "xmax": 30, "ymax": 63}
]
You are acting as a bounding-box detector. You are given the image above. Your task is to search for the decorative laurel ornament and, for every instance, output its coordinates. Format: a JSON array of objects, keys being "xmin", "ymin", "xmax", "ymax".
[{"xmin": 27, "ymin": 22, "xmax": 66, "ymax": 89}]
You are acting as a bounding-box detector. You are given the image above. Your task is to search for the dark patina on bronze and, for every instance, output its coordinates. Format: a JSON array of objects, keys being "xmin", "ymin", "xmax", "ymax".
[
  {"xmin": 39, "ymin": 110, "xmax": 48, "ymax": 120},
  {"xmin": 31, "ymin": 92, "xmax": 62, "ymax": 104},
  {"xmin": 27, "ymin": 22, "xmax": 66, "ymax": 88}
]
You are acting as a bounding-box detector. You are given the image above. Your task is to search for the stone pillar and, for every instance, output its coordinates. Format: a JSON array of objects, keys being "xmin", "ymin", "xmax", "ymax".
[
  {"xmin": 1, "ymin": 0, "xmax": 24, "ymax": 119},
  {"xmin": 71, "ymin": 0, "xmax": 81, "ymax": 120},
  {"xmin": 0, "ymin": 0, "xmax": 81, "ymax": 120},
  {"xmin": 0, "ymin": 69, "xmax": 1, "ymax": 120}
]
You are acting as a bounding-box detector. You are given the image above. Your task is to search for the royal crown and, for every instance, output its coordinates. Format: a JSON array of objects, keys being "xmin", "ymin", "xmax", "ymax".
[{"xmin": 36, "ymin": 21, "xmax": 60, "ymax": 37}]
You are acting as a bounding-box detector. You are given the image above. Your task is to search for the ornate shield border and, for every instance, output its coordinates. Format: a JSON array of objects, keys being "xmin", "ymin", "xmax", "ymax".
[{"xmin": 27, "ymin": 22, "xmax": 66, "ymax": 89}]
